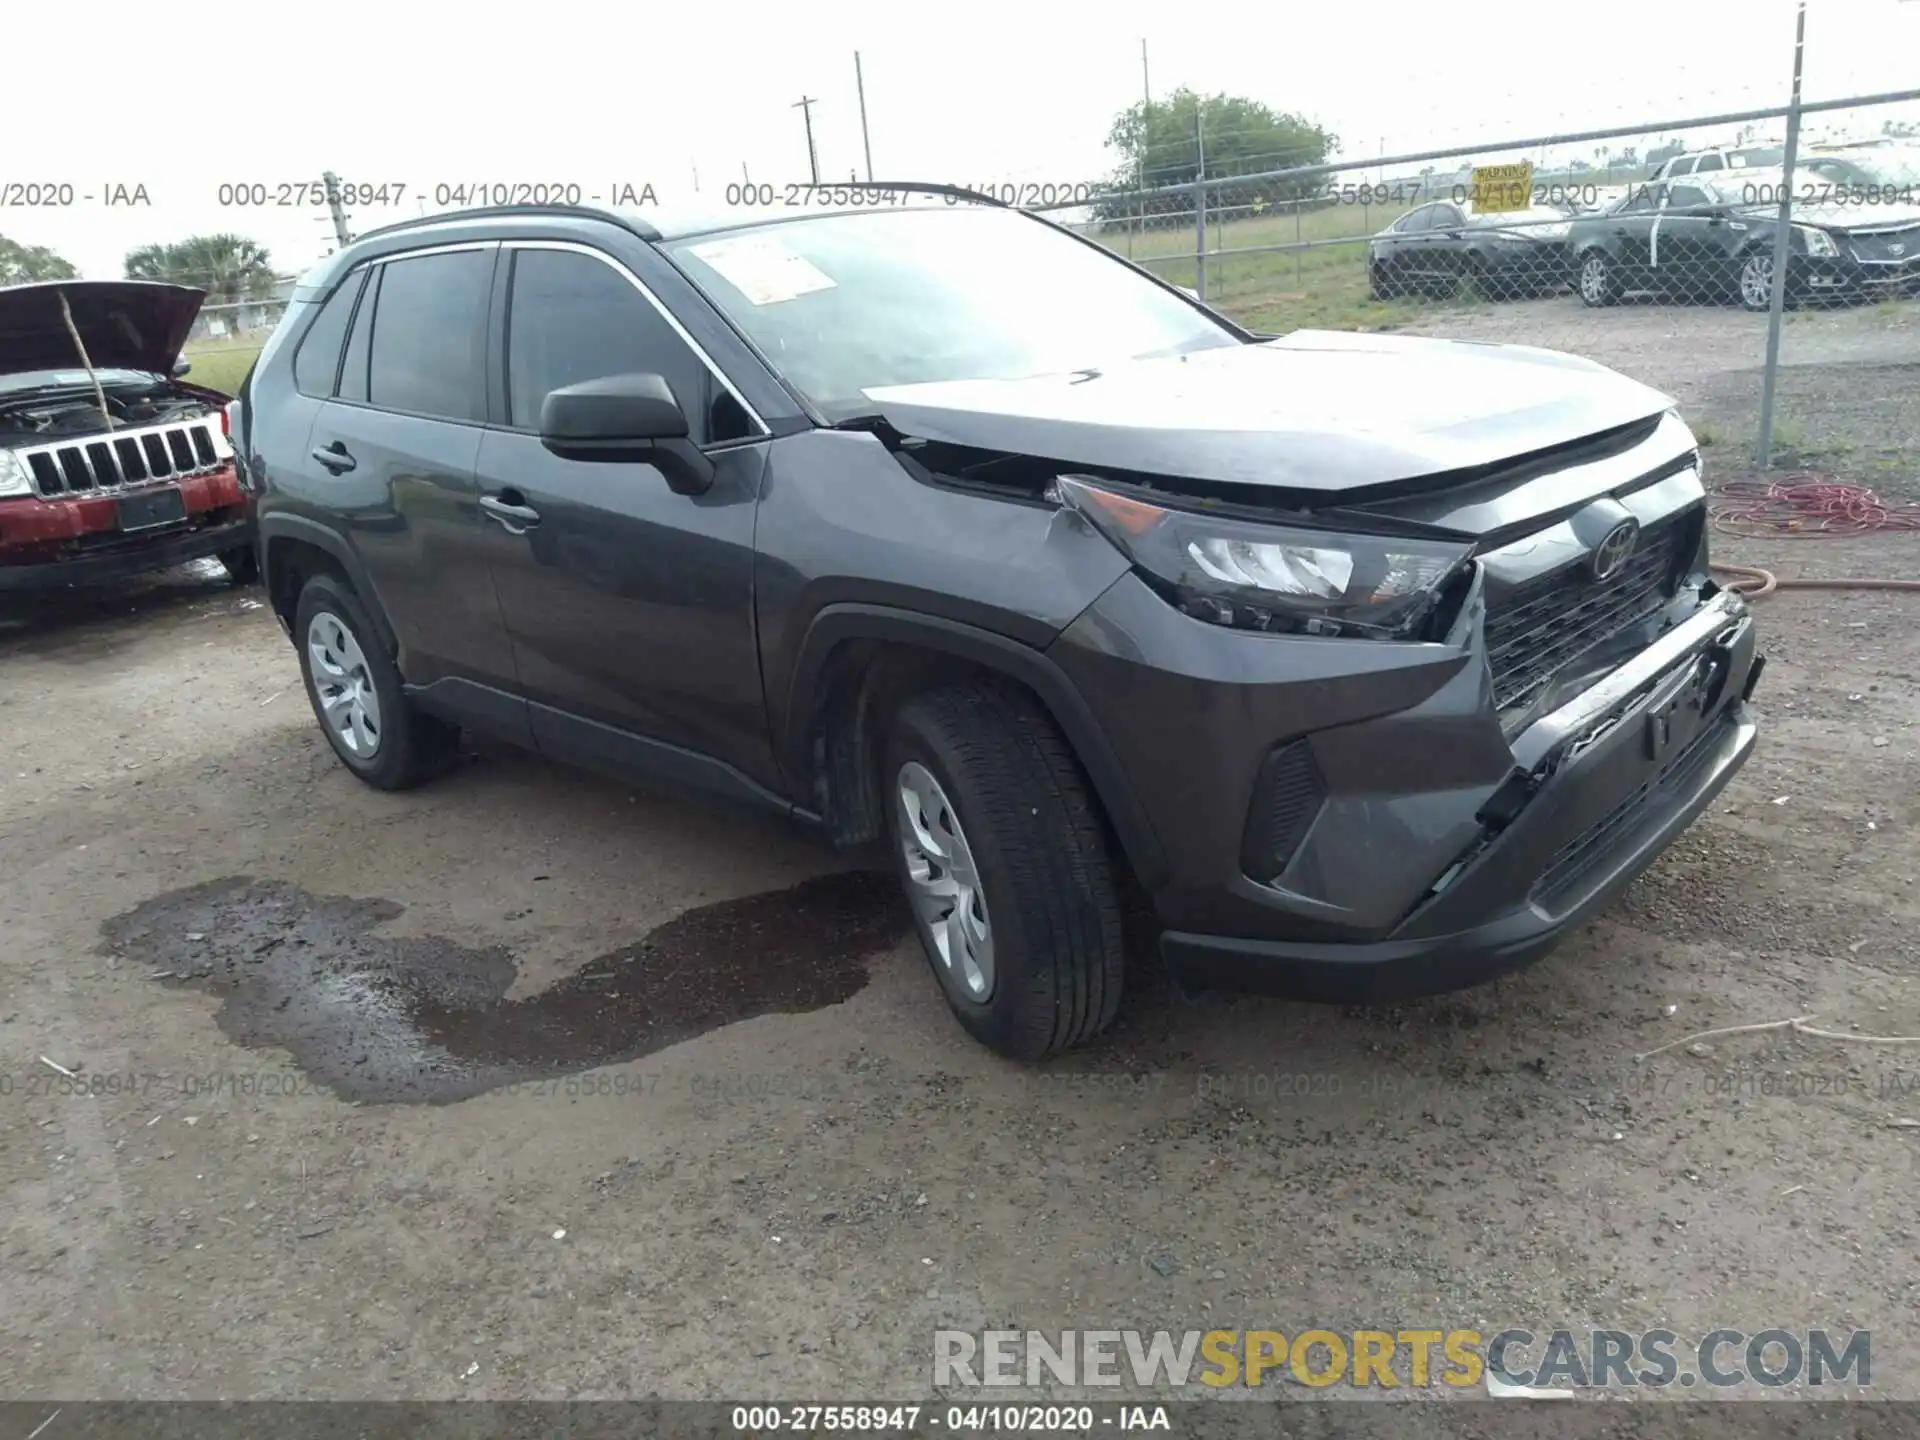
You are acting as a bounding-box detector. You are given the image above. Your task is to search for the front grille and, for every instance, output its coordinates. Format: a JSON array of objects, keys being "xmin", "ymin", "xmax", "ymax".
[
  {"xmin": 1484, "ymin": 516, "xmax": 1689, "ymax": 715},
  {"xmin": 1847, "ymin": 225, "xmax": 1920, "ymax": 265},
  {"xmin": 1531, "ymin": 716, "xmax": 1726, "ymax": 910},
  {"xmin": 15, "ymin": 418, "xmax": 225, "ymax": 499}
]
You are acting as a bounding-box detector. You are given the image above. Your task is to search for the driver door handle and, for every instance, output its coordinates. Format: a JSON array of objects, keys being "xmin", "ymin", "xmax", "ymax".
[{"xmin": 480, "ymin": 494, "xmax": 541, "ymax": 531}]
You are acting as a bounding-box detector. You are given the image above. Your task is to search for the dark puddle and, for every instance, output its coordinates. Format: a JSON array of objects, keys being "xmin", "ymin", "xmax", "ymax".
[{"xmin": 105, "ymin": 871, "xmax": 910, "ymax": 1105}]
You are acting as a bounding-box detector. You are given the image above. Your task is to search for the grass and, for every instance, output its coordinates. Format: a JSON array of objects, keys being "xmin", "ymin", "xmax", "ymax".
[
  {"xmin": 180, "ymin": 338, "xmax": 264, "ymax": 396},
  {"xmin": 1084, "ymin": 198, "xmax": 1476, "ymax": 333}
]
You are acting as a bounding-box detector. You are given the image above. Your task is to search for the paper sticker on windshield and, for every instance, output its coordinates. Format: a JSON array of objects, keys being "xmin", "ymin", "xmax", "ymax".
[{"xmin": 689, "ymin": 234, "xmax": 836, "ymax": 306}]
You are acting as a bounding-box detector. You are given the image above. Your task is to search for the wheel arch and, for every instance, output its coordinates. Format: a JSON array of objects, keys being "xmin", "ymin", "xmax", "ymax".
[
  {"xmin": 781, "ymin": 605, "xmax": 1169, "ymax": 891},
  {"xmin": 259, "ymin": 514, "xmax": 395, "ymax": 657}
]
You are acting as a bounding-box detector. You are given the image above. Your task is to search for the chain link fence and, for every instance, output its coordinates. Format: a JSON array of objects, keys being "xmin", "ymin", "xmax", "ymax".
[{"xmin": 1047, "ymin": 88, "xmax": 1920, "ymax": 499}]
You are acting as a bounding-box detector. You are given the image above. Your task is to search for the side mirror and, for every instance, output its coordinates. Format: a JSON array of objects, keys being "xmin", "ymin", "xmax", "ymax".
[
  {"xmin": 172, "ymin": 358, "xmax": 192, "ymax": 377},
  {"xmin": 538, "ymin": 373, "xmax": 715, "ymax": 495}
]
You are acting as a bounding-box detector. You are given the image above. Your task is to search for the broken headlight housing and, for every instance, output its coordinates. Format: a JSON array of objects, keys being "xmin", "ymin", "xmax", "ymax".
[{"xmin": 1058, "ymin": 475, "xmax": 1471, "ymax": 640}]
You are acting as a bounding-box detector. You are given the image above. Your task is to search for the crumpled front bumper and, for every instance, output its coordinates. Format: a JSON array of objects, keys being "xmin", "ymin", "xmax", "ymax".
[{"xmin": 1049, "ymin": 568, "xmax": 1761, "ymax": 1005}]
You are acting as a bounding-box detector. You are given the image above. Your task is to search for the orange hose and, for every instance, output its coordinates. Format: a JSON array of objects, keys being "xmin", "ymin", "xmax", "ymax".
[{"xmin": 1706, "ymin": 475, "xmax": 1920, "ymax": 601}]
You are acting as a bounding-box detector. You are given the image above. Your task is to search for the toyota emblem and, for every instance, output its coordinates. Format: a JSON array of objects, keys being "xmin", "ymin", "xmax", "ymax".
[
  {"xmin": 1891, "ymin": 241, "xmax": 1908, "ymax": 257},
  {"xmin": 1591, "ymin": 519, "xmax": 1640, "ymax": 581}
]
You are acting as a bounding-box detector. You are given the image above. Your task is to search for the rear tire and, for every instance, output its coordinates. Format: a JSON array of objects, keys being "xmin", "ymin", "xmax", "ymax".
[
  {"xmin": 883, "ymin": 679, "xmax": 1124, "ymax": 1061},
  {"xmin": 294, "ymin": 572, "xmax": 459, "ymax": 791}
]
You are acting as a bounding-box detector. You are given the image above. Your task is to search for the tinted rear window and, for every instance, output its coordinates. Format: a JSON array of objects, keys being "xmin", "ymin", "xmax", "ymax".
[{"xmin": 365, "ymin": 249, "xmax": 492, "ymax": 422}]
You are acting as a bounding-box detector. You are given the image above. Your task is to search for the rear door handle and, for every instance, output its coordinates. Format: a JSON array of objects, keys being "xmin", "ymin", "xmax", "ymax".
[
  {"xmin": 480, "ymin": 494, "xmax": 541, "ymax": 531},
  {"xmin": 310, "ymin": 443, "xmax": 356, "ymax": 474}
]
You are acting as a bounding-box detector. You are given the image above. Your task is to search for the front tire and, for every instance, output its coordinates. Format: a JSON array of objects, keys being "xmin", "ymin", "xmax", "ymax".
[
  {"xmin": 884, "ymin": 680, "xmax": 1124, "ymax": 1061},
  {"xmin": 1737, "ymin": 250, "xmax": 1779, "ymax": 311},
  {"xmin": 294, "ymin": 572, "xmax": 458, "ymax": 791},
  {"xmin": 1578, "ymin": 251, "xmax": 1620, "ymax": 307},
  {"xmin": 219, "ymin": 546, "xmax": 259, "ymax": 585}
]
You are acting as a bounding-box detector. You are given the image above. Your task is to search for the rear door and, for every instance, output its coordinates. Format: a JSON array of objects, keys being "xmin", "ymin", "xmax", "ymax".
[
  {"xmin": 474, "ymin": 240, "xmax": 776, "ymax": 787},
  {"xmin": 304, "ymin": 244, "xmax": 528, "ymax": 739}
]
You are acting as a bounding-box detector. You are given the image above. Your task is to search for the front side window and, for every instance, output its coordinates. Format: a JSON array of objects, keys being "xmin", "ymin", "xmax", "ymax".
[
  {"xmin": 664, "ymin": 206, "xmax": 1242, "ymax": 422},
  {"xmin": 503, "ymin": 248, "xmax": 752, "ymax": 444},
  {"xmin": 1668, "ymin": 185, "xmax": 1710, "ymax": 212},
  {"xmin": 364, "ymin": 249, "xmax": 492, "ymax": 423}
]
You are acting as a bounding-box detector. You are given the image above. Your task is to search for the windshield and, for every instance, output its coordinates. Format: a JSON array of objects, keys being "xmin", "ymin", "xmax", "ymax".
[
  {"xmin": 663, "ymin": 206, "xmax": 1243, "ymax": 421},
  {"xmin": 1828, "ymin": 146, "xmax": 1920, "ymax": 185}
]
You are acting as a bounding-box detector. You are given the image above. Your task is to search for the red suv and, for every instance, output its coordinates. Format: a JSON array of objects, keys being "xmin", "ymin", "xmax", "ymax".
[{"xmin": 0, "ymin": 281, "xmax": 254, "ymax": 592}]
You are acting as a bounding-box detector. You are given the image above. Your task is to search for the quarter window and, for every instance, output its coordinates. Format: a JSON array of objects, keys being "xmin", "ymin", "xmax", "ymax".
[{"xmin": 291, "ymin": 270, "xmax": 365, "ymax": 399}]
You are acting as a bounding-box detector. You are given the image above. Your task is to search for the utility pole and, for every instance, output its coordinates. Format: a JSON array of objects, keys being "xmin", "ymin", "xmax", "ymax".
[
  {"xmin": 321, "ymin": 170, "xmax": 351, "ymax": 251},
  {"xmin": 1134, "ymin": 38, "xmax": 1151, "ymax": 257},
  {"xmin": 854, "ymin": 53, "xmax": 874, "ymax": 182},
  {"xmin": 1194, "ymin": 108, "xmax": 1208, "ymax": 302},
  {"xmin": 1756, "ymin": 0, "xmax": 1807, "ymax": 470},
  {"xmin": 793, "ymin": 96, "xmax": 821, "ymax": 185}
]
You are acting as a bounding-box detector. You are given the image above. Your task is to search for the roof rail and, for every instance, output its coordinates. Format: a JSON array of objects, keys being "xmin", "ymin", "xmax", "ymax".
[{"xmin": 347, "ymin": 203, "xmax": 660, "ymax": 245}]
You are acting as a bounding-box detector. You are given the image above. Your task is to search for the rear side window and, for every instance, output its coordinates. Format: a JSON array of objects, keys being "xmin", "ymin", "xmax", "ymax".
[
  {"xmin": 365, "ymin": 249, "xmax": 492, "ymax": 422},
  {"xmin": 504, "ymin": 247, "xmax": 753, "ymax": 444},
  {"xmin": 291, "ymin": 271, "xmax": 366, "ymax": 398},
  {"xmin": 1694, "ymin": 154, "xmax": 1724, "ymax": 174}
]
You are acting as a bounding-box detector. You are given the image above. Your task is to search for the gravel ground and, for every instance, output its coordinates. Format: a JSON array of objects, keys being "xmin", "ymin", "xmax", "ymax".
[{"xmin": 2, "ymin": 366, "xmax": 1918, "ymax": 1410}]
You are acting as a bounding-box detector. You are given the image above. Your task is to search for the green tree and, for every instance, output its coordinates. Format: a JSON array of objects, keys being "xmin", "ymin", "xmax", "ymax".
[
  {"xmin": 1096, "ymin": 88, "xmax": 1336, "ymax": 223},
  {"xmin": 0, "ymin": 235, "xmax": 80, "ymax": 285},
  {"xmin": 123, "ymin": 234, "xmax": 276, "ymax": 303}
]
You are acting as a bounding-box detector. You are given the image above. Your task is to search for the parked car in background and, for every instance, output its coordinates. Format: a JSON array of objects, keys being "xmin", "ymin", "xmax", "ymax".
[
  {"xmin": 236, "ymin": 196, "xmax": 1761, "ymax": 1060},
  {"xmin": 1646, "ymin": 144, "xmax": 1786, "ymax": 182},
  {"xmin": 0, "ymin": 282, "xmax": 252, "ymax": 592},
  {"xmin": 1572, "ymin": 172, "xmax": 1920, "ymax": 310},
  {"xmin": 1801, "ymin": 143, "xmax": 1920, "ymax": 197},
  {"xmin": 1368, "ymin": 198, "xmax": 1575, "ymax": 300}
]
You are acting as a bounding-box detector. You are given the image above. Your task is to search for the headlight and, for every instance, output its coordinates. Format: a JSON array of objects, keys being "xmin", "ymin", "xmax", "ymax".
[
  {"xmin": 0, "ymin": 449, "xmax": 33, "ymax": 499},
  {"xmin": 1795, "ymin": 225, "xmax": 1838, "ymax": 257},
  {"xmin": 1057, "ymin": 475, "xmax": 1471, "ymax": 640}
]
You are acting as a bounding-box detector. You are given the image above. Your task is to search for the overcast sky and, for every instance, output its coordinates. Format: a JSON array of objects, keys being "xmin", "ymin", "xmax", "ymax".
[{"xmin": 10, "ymin": 0, "xmax": 1920, "ymax": 282}]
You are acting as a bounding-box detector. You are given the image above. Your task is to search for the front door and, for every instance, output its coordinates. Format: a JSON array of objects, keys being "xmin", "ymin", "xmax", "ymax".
[{"xmin": 474, "ymin": 242, "xmax": 778, "ymax": 790}]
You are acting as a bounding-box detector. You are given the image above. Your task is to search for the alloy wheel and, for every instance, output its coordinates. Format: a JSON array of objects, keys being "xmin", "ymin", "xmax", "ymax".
[
  {"xmin": 896, "ymin": 761, "xmax": 994, "ymax": 1001},
  {"xmin": 306, "ymin": 611, "xmax": 382, "ymax": 759}
]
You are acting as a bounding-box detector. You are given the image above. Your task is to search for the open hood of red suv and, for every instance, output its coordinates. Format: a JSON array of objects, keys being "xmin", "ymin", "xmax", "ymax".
[{"xmin": 0, "ymin": 280, "xmax": 207, "ymax": 378}]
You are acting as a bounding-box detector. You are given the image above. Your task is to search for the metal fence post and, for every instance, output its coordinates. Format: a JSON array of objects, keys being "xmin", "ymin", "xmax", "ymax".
[
  {"xmin": 1756, "ymin": 0, "xmax": 1808, "ymax": 470},
  {"xmin": 1195, "ymin": 109, "xmax": 1208, "ymax": 301}
]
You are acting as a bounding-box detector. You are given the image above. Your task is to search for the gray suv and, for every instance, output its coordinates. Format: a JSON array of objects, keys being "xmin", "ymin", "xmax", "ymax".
[{"xmin": 233, "ymin": 194, "xmax": 1763, "ymax": 1060}]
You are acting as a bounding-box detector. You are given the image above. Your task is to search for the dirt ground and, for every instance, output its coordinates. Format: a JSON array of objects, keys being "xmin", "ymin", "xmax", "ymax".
[{"xmin": 3, "ymin": 314, "xmax": 1919, "ymax": 1408}]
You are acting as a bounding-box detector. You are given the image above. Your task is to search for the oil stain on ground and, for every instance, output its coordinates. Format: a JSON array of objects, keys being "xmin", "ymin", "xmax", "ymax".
[{"xmin": 104, "ymin": 871, "xmax": 909, "ymax": 1105}]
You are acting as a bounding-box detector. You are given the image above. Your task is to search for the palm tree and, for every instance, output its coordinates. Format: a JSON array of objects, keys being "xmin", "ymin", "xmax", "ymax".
[{"xmin": 122, "ymin": 234, "xmax": 276, "ymax": 303}]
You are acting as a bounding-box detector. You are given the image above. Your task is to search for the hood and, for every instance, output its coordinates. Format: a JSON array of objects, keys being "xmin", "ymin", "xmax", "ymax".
[
  {"xmin": 862, "ymin": 331, "xmax": 1674, "ymax": 494},
  {"xmin": 1733, "ymin": 200, "xmax": 1920, "ymax": 231},
  {"xmin": 0, "ymin": 281, "xmax": 207, "ymax": 377}
]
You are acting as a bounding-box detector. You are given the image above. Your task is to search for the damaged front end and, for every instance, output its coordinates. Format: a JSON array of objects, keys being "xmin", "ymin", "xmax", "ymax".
[
  {"xmin": 0, "ymin": 282, "xmax": 250, "ymax": 590},
  {"xmin": 869, "ymin": 397, "xmax": 1758, "ymax": 999}
]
